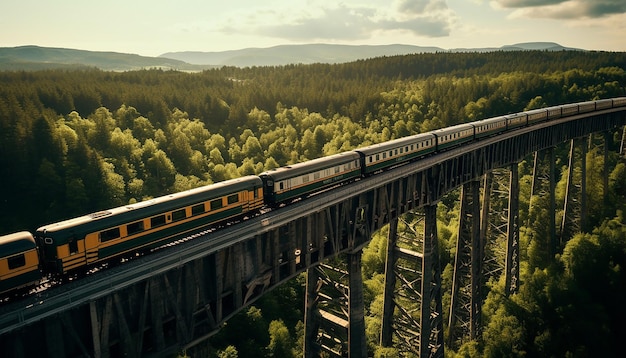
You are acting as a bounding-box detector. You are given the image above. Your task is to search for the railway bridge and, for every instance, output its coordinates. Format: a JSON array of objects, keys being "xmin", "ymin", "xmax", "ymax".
[{"xmin": 0, "ymin": 104, "xmax": 625, "ymax": 357}]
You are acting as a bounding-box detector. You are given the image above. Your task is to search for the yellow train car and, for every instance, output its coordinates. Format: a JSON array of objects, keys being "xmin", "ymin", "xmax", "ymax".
[
  {"xmin": 0, "ymin": 231, "xmax": 41, "ymax": 295},
  {"xmin": 35, "ymin": 176, "xmax": 263, "ymax": 274}
]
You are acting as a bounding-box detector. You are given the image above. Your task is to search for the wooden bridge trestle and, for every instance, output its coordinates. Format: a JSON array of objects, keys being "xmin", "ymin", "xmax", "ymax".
[{"xmin": 0, "ymin": 109, "xmax": 624, "ymax": 357}]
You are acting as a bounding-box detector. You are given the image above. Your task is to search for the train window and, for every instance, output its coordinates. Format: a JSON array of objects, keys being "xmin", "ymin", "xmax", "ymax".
[
  {"xmin": 395, "ymin": 149, "xmax": 398, "ymax": 155},
  {"xmin": 227, "ymin": 194, "xmax": 239, "ymax": 204},
  {"xmin": 389, "ymin": 151, "xmax": 393, "ymax": 157},
  {"xmin": 127, "ymin": 221, "xmax": 144, "ymax": 235},
  {"xmin": 151, "ymin": 215, "xmax": 166, "ymax": 228},
  {"xmin": 314, "ymin": 172, "xmax": 320, "ymax": 180},
  {"xmin": 280, "ymin": 182, "xmax": 284, "ymax": 190},
  {"xmin": 69, "ymin": 240, "xmax": 78, "ymax": 254},
  {"xmin": 302, "ymin": 175, "xmax": 310, "ymax": 183},
  {"xmin": 400, "ymin": 147, "xmax": 403, "ymax": 154},
  {"xmin": 100, "ymin": 227, "xmax": 121, "ymax": 242},
  {"xmin": 405, "ymin": 146, "xmax": 409, "ymax": 152},
  {"xmin": 210, "ymin": 198, "xmax": 223, "ymax": 210},
  {"xmin": 172, "ymin": 209, "xmax": 186, "ymax": 222},
  {"xmin": 8, "ymin": 254, "xmax": 26, "ymax": 270},
  {"xmin": 335, "ymin": 166, "xmax": 340, "ymax": 173},
  {"xmin": 376, "ymin": 154, "xmax": 380, "ymax": 161},
  {"xmin": 382, "ymin": 153, "xmax": 386, "ymax": 159},
  {"xmin": 192, "ymin": 204, "xmax": 205, "ymax": 216}
]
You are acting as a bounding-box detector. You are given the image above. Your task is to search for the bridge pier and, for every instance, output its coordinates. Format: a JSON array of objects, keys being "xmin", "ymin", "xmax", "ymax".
[
  {"xmin": 379, "ymin": 216, "xmax": 398, "ymax": 349},
  {"xmin": 421, "ymin": 205, "xmax": 444, "ymax": 357},
  {"xmin": 505, "ymin": 164, "xmax": 520, "ymax": 295},
  {"xmin": 301, "ymin": 193, "xmax": 371, "ymax": 357},
  {"xmin": 379, "ymin": 204, "xmax": 443, "ymax": 357},
  {"xmin": 348, "ymin": 251, "xmax": 367, "ymax": 357},
  {"xmin": 561, "ymin": 138, "xmax": 587, "ymax": 243},
  {"xmin": 304, "ymin": 267, "xmax": 322, "ymax": 357},
  {"xmin": 448, "ymin": 181, "xmax": 482, "ymax": 348},
  {"xmin": 529, "ymin": 147, "xmax": 558, "ymax": 260},
  {"xmin": 619, "ymin": 126, "xmax": 626, "ymax": 157}
]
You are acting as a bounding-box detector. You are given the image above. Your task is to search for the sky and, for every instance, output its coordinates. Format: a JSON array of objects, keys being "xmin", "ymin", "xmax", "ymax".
[{"xmin": 1, "ymin": 0, "xmax": 625, "ymax": 57}]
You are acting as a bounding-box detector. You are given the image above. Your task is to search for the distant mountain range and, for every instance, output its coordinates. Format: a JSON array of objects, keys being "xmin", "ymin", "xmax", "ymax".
[
  {"xmin": 0, "ymin": 42, "xmax": 583, "ymax": 71},
  {"xmin": 161, "ymin": 42, "xmax": 582, "ymax": 67}
]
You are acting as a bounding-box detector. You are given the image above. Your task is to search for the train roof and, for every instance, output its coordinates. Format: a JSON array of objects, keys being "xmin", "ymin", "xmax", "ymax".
[
  {"xmin": 525, "ymin": 107, "xmax": 549, "ymax": 115},
  {"xmin": 431, "ymin": 123, "xmax": 474, "ymax": 136},
  {"xmin": 0, "ymin": 231, "xmax": 36, "ymax": 257},
  {"xmin": 36, "ymin": 175, "xmax": 262, "ymax": 234},
  {"xmin": 473, "ymin": 115, "xmax": 507, "ymax": 124},
  {"xmin": 354, "ymin": 132, "xmax": 436, "ymax": 156},
  {"xmin": 259, "ymin": 151, "xmax": 360, "ymax": 181}
]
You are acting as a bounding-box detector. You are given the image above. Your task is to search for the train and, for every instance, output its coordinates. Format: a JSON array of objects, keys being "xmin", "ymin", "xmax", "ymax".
[{"xmin": 1, "ymin": 97, "xmax": 626, "ymax": 297}]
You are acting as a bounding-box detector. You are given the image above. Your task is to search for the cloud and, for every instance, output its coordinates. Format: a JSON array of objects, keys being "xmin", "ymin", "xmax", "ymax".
[
  {"xmin": 397, "ymin": 0, "xmax": 448, "ymax": 14},
  {"xmin": 218, "ymin": 1, "xmax": 454, "ymax": 42},
  {"xmin": 495, "ymin": 0, "xmax": 566, "ymax": 7},
  {"xmin": 255, "ymin": 6, "xmax": 378, "ymax": 41},
  {"xmin": 492, "ymin": 0, "xmax": 626, "ymax": 18},
  {"xmin": 380, "ymin": 17, "xmax": 451, "ymax": 37}
]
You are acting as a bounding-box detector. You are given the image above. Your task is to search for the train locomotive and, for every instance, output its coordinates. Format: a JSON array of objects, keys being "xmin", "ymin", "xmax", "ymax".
[{"xmin": 1, "ymin": 97, "xmax": 625, "ymax": 297}]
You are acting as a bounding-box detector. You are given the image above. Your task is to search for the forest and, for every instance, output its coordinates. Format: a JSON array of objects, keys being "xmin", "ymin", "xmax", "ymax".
[{"xmin": 0, "ymin": 50, "xmax": 625, "ymax": 356}]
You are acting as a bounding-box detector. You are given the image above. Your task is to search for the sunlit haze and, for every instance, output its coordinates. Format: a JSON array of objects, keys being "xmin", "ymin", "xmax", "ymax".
[{"xmin": 1, "ymin": 0, "xmax": 625, "ymax": 56}]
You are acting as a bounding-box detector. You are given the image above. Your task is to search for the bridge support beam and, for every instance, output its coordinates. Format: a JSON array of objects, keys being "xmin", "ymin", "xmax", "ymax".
[
  {"xmin": 480, "ymin": 170, "xmax": 510, "ymax": 286},
  {"xmin": 505, "ymin": 164, "xmax": 520, "ymax": 295},
  {"xmin": 304, "ymin": 267, "xmax": 322, "ymax": 358},
  {"xmin": 420, "ymin": 204, "xmax": 444, "ymax": 357},
  {"xmin": 380, "ymin": 205, "xmax": 443, "ymax": 357},
  {"xmin": 603, "ymin": 131, "xmax": 611, "ymax": 214},
  {"xmin": 305, "ymin": 261, "xmax": 350, "ymax": 357},
  {"xmin": 619, "ymin": 126, "xmax": 626, "ymax": 157},
  {"xmin": 303, "ymin": 251, "xmax": 367, "ymax": 358},
  {"xmin": 561, "ymin": 138, "xmax": 587, "ymax": 243},
  {"xmin": 448, "ymin": 180, "xmax": 482, "ymax": 348},
  {"xmin": 380, "ymin": 216, "xmax": 399, "ymax": 348},
  {"xmin": 529, "ymin": 147, "xmax": 558, "ymax": 260},
  {"xmin": 348, "ymin": 251, "xmax": 367, "ymax": 357}
]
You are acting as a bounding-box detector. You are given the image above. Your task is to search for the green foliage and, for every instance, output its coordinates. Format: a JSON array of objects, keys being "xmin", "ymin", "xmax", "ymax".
[
  {"xmin": 216, "ymin": 346, "xmax": 238, "ymax": 358},
  {"xmin": 373, "ymin": 346, "xmax": 400, "ymax": 357},
  {"xmin": 210, "ymin": 306, "xmax": 269, "ymax": 357},
  {"xmin": 267, "ymin": 320, "xmax": 293, "ymax": 357},
  {"xmin": 472, "ymin": 144, "xmax": 626, "ymax": 357}
]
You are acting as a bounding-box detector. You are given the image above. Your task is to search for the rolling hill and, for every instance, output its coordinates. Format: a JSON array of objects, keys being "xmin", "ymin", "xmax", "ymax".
[
  {"xmin": 160, "ymin": 42, "xmax": 581, "ymax": 67},
  {"xmin": 0, "ymin": 45, "xmax": 210, "ymax": 71},
  {"xmin": 0, "ymin": 42, "xmax": 583, "ymax": 71}
]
